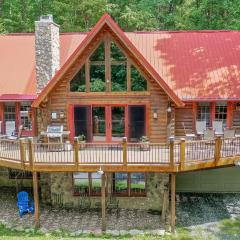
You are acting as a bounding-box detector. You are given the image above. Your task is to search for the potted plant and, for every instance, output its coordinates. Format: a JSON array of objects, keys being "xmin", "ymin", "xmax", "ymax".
[
  {"xmin": 140, "ymin": 136, "xmax": 150, "ymax": 151},
  {"xmin": 77, "ymin": 134, "xmax": 86, "ymax": 149}
]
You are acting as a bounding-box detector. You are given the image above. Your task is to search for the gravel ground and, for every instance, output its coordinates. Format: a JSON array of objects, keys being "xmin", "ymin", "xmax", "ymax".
[
  {"xmin": 1, "ymin": 187, "xmax": 240, "ymax": 239},
  {"xmin": 0, "ymin": 187, "xmax": 164, "ymax": 233},
  {"xmin": 177, "ymin": 193, "xmax": 240, "ymax": 239}
]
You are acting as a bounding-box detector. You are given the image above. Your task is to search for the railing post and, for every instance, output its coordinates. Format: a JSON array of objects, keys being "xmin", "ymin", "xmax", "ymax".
[
  {"xmin": 214, "ymin": 136, "xmax": 222, "ymax": 166},
  {"xmin": 122, "ymin": 137, "xmax": 127, "ymax": 166},
  {"xmin": 19, "ymin": 138, "xmax": 26, "ymax": 170},
  {"xmin": 169, "ymin": 137, "xmax": 175, "ymax": 169},
  {"xmin": 180, "ymin": 138, "xmax": 186, "ymax": 171},
  {"xmin": 28, "ymin": 138, "xmax": 34, "ymax": 170},
  {"xmin": 74, "ymin": 137, "xmax": 79, "ymax": 169}
]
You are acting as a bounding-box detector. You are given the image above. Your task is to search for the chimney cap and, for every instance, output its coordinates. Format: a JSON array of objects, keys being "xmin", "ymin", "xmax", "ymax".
[{"xmin": 39, "ymin": 15, "xmax": 53, "ymax": 22}]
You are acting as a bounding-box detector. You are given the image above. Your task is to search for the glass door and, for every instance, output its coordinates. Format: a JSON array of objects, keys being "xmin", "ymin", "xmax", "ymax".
[
  {"xmin": 92, "ymin": 106, "xmax": 106, "ymax": 141},
  {"xmin": 111, "ymin": 106, "xmax": 126, "ymax": 142}
]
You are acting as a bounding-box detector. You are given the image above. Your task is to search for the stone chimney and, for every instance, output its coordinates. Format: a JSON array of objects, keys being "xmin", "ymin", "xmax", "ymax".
[{"xmin": 35, "ymin": 15, "xmax": 60, "ymax": 93}]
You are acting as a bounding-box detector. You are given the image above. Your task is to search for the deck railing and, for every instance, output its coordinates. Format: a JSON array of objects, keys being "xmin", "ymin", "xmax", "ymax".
[{"xmin": 0, "ymin": 136, "xmax": 240, "ymax": 172}]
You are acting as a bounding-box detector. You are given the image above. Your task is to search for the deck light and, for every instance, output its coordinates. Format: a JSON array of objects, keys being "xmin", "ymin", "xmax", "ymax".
[
  {"xmin": 97, "ymin": 166, "xmax": 104, "ymax": 175},
  {"xmin": 234, "ymin": 160, "xmax": 240, "ymax": 167}
]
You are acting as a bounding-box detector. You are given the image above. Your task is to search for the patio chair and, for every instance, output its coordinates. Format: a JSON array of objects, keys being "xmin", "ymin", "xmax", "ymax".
[
  {"xmin": 8, "ymin": 125, "xmax": 23, "ymax": 140},
  {"xmin": 17, "ymin": 191, "xmax": 34, "ymax": 217},
  {"xmin": 224, "ymin": 129, "xmax": 236, "ymax": 139},
  {"xmin": 203, "ymin": 129, "xmax": 215, "ymax": 140},
  {"xmin": 78, "ymin": 194, "xmax": 91, "ymax": 210},
  {"xmin": 107, "ymin": 194, "xmax": 120, "ymax": 216},
  {"xmin": 51, "ymin": 193, "xmax": 64, "ymax": 208},
  {"xmin": 196, "ymin": 120, "xmax": 206, "ymax": 137},
  {"xmin": 213, "ymin": 120, "xmax": 223, "ymax": 136},
  {"xmin": 182, "ymin": 122, "xmax": 196, "ymax": 140}
]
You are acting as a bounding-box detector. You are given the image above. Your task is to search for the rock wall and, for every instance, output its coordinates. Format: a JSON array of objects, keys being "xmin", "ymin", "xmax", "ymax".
[
  {"xmin": 35, "ymin": 15, "xmax": 60, "ymax": 93},
  {"xmin": 48, "ymin": 172, "xmax": 169, "ymax": 211},
  {"xmin": 0, "ymin": 167, "xmax": 32, "ymax": 188}
]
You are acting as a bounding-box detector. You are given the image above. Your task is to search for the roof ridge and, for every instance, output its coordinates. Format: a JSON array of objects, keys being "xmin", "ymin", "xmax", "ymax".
[
  {"xmin": 3, "ymin": 29, "xmax": 240, "ymax": 36},
  {"xmin": 126, "ymin": 29, "xmax": 240, "ymax": 34}
]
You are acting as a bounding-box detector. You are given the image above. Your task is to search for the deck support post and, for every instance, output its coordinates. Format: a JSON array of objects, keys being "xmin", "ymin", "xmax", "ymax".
[
  {"xmin": 33, "ymin": 171, "xmax": 40, "ymax": 228},
  {"xmin": 214, "ymin": 136, "xmax": 222, "ymax": 166},
  {"xmin": 74, "ymin": 137, "xmax": 79, "ymax": 170},
  {"xmin": 170, "ymin": 173, "xmax": 176, "ymax": 233},
  {"xmin": 28, "ymin": 138, "xmax": 34, "ymax": 170},
  {"xmin": 19, "ymin": 139, "xmax": 26, "ymax": 170},
  {"xmin": 180, "ymin": 138, "xmax": 186, "ymax": 171},
  {"xmin": 101, "ymin": 172, "xmax": 106, "ymax": 232},
  {"xmin": 122, "ymin": 137, "xmax": 127, "ymax": 166},
  {"xmin": 169, "ymin": 137, "xmax": 175, "ymax": 169}
]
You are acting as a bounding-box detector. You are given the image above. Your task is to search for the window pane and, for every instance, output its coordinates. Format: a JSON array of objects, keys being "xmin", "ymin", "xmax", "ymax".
[
  {"xmin": 111, "ymin": 42, "xmax": 126, "ymax": 61},
  {"xmin": 90, "ymin": 42, "xmax": 105, "ymax": 61},
  {"xmin": 215, "ymin": 103, "xmax": 227, "ymax": 128},
  {"xmin": 113, "ymin": 173, "xmax": 128, "ymax": 194},
  {"xmin": 131, "ymin": 65, "xmax": 147, "ymax": 91},
  {"xmin": 73, "ymin": 173, "xmax": 89, "ymax": 195},
  {"xmin": 90, "ymin": 65, "xmax": 105, "ymax": 92},
  {"xmin": 197, "ymin": 103, "xmax": 210, "ymax": 127},
  {"xmin": 111, "ymin": 64, "xmax": 127, "ymax": 91},
  {"xmin": 20, "ymin": 102, "xmax": 32, "ymax": 130},
  {"xmin": 131, "ymin": 173, "xmax": 146, "ymax": 195},
  {"xmin": 91, "ymin": 172, "xmax": 101, "ymax": 195},
  {"xmin": 4, "ymin": 103, "xmax": 16, "ymax": 122},
  {"xmin": 92, "ymin": 107, "xmax": 106, "ymax": 141},
  {"xmin": 70, "ymin": 65, "xmax": 86, "ymax": 92}
]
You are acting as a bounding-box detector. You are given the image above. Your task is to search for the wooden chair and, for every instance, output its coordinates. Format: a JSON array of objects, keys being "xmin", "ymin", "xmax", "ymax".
[
  {"xmin": 51, "ymin": 193, "xmax": 64, "ymax": 208},
  {"xmin": 78, "ymin": 194, "xmax": 91, "ymax": 211},
  {"xmin": 182, "ymin": 122, "xmax": 196, "ymax": 140},
  {"xmin": 107, "ymin": 194, "xmax": 120, "ymax": 216},
  {"xmin": 213, "ymin": 120, "xmax": 223, "ymax": 136},
  {"xmin": 203, "ymin": 129, "xmax": 215, "ymax": 140},
  {"xmin": 196, "ymin": 120, "xmax": 206, "ymax": 137},
  {"xmin": 224, "ymin": 129, "xmax": 236, "ymax": 139}
]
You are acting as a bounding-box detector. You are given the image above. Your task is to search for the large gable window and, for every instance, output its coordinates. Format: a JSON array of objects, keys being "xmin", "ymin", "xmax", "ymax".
[{"xmin": 70, "ymin": 37, "xmax": 148, "ymax": 93}]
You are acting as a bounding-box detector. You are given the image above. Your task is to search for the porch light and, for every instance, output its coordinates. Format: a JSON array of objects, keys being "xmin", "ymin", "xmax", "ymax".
[
  {"xmin": 153, "ymin": 108, "xmax": 158, "ymax": 119},
  {"xmin": 167, "ymin": 102, "xmax": 172, "ymax": 113},
  {"xmin": 59, "ymin": 111, "xmax": 65, "ymax": 119},
  {"xmin": 97, "ymin": 166, "xmax": 104, "ymax": 175}
]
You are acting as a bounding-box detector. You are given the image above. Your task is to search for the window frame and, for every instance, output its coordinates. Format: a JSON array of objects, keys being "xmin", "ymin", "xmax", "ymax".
[
  {"xmin": 215, "ymin": 102, "xmax": 228, "ymax": 128},
  {"xmin": 197, "ymin": 103, "xmax": 211, "ymax": 127},
  {"xmin": 73, "ymin": 172, "xmax": 147, "ymax": 197},
  {"xmin": 69, "ymin": 36, "xmax": 148, "ymax": 93}
]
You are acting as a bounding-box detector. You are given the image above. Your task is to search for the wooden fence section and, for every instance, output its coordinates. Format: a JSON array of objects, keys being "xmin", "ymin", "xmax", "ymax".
[{"xmin": 0, "ymin": 137, "xmax": 240, "ymax": 173}]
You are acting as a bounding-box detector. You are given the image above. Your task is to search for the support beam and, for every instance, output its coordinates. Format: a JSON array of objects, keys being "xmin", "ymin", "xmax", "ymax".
[
  {"xmin": 101, "ymin": 173, "xmax": 106, "ymax": 232},
  {"xmin": 170, "ymin": 173, "xmax": 176, "ymax": 232},
  {"xmin": 33, "ymin": 171, "xmax": 40, "ymax": 228}
]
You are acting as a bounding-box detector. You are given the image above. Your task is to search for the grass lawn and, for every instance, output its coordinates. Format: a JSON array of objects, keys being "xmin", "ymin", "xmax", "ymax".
[{"xmin": 0, "ymin": 224, "xmax": 198, "ymax": 240}]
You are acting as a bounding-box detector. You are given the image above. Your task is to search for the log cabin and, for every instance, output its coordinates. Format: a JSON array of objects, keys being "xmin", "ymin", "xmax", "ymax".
[{"xmin": 0, "ymin": 14, "xmax": 240, "ymax": 230}]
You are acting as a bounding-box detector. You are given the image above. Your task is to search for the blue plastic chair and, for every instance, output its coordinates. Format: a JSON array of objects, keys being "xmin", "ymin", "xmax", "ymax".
[{"xmin": 17, "ymin": 191, "xmax": 34, "ymax": 217}]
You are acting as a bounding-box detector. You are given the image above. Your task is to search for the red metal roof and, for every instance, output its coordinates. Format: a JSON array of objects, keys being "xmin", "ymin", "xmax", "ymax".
[
  {"xmin": 127, "ymin": 30, "xmax": 240, "ymax": 101},
  {"xmin": 1, "ymin": 17, "xmax": 240, "ymax": 102},
  {"xmin": 0, "ymin": 33, "xmax": 86, "ymax": 100}
]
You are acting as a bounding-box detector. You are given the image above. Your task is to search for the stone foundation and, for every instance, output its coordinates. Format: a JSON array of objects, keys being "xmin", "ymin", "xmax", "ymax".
[
  {"xmin": 47, "ymin": 172, "xmax": 169, "ymax": 211},
  {"xmin": 0, "ymin": 167, "xmax": 32, "ymax": 188}
]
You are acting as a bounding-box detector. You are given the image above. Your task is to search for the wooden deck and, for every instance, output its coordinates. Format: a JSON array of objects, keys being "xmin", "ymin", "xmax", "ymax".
[{"xmin": 0, "ymin": 137, "xmax": 240, "ymax": 173}]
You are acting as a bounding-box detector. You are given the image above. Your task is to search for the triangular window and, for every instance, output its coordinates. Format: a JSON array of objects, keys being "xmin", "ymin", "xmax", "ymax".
[{"xmin": 70, "ymin": 65, "xmax": 86, "ymax": 92}]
